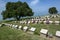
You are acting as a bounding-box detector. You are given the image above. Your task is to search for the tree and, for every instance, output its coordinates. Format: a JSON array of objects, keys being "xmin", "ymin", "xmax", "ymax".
[
  {"xmin": 48, "ymin": 7, "xmax": 58, "ymax": 14},
  {"xmin": 1, "ymin": 1, "xmax": 34, "ymax": 20}
]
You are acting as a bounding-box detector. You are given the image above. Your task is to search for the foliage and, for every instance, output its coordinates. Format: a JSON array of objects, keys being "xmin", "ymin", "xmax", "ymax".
[
  {"xmin": 48, "ymin": 7, "xmax": 58, "ymax": 14},
  {"xmin": 1, "ymin": 1, "xmax": 34, "ymax": 20}
]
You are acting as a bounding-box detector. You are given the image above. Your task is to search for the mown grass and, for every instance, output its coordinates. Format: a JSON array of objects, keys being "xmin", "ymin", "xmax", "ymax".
[
  {"xmin": 2, "ymin": 20, "xmax": 60, "ymax": 35},
  {"xmin": 1, "ymin": 17, "xmax": 60, "ymax": 40},
  {"xmin": 0, "ymin": 26, "xmax": 47, "ymax": 40},
  {"xmin": 28, "ymin": 24, "xmax": 60, "ymax": 35}
]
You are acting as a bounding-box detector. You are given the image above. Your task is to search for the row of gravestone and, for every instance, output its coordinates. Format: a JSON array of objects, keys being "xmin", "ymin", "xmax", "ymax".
[
  {"xmin": 0, "ymin": 23, "xmax": 60, "ymax": 39},
  {"xmin": 44, "ymin": 15, "xmax": 60, "ymax": 18},
  {"xmin": 29, "ymin": 15, "xmax": 60, "ymax": 21},
  {"xmin": 0, "ymin": 23, "xmax": 36, "ymax": 34},
  {"xmin": 19, "ymin": 20, "xmax": 60, "ymax": 24},
  {"xmin": 31, "ymin": 15, "xmax": 60, "ymax": 19}
]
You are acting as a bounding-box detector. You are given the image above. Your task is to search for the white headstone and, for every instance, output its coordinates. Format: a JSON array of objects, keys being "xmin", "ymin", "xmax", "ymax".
[
  {"xmin": 28, "ymin": 21, "xmax": 30, "ymax": 24},
  {"xmin": 20, "ymin": 21, "xmax": 24, "ymax": 24},
  {"xmin": 23, "ymin": 26, "xmax": 28, "ymax": 31},
  {"xmin": 0, "ymin": 24, "xmax": 2, "ymax": 27},
  {"xmin": 12, "ymin": 25, "xmax": 15, "ymax": 27},
  {"xmin": 19, "ymin": 26, "xmax": 22, "ymax": 29},
  {"xmin": 35, "ymin": 21, "xmax": 38, "ymax": 23},
  {"xmin": 40, "ymin": 29, "xmax": 48, "ymax": 34},
  {"xmin": 29, "ymin": 27, "xmax": 36, "ymax": 32},
  {"xmin": 15, "ymin": 25, "xmax": 18, "ymax": 28},
  {"xmin": 12, "ymin": 25, "xmax": 15, "ymax": 28},
  {"xmin": 56, "ymin": 31, "xmax": 60, "ymax": 37},
  {"xmin": 44, "ymin": 21, "xmax": 47, "ymax": 23},
  {"xmin": 49, "ymin": 21, "xmax": 53, "ymax": 24},
  {"xmin": 15, "ymin": 21, "xmax": 17, "ymax": 23},
  {"xmin": 10, "ymin": 24, "xmax": 12, "ymax": 26},
  {"xmin": 54, "ymin": 15, "xmax": 56, "ymax": 18},
  {"xmin": 55, "ymin": 21, "xmax": 60, "ymax": 24}
]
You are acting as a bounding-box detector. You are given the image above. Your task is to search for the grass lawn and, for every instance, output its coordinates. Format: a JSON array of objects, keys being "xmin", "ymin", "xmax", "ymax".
[
  {"xmin": 19, "ymin": 23, "xmax": 60, "ymax": 35},
  {"xmin": 1, "ymin": 17, "xmax": 60, "ymax": 40},
  {"xmin": 0, "ymin": 26, "xmax": 47, "ymax": 40},
  {"xmin": 29, "ymin": 24, "xmax": 60, "ymax": 35},
  {"xmin": 2, "ymin": 20, "xmax": 60, "ymax": 35}
]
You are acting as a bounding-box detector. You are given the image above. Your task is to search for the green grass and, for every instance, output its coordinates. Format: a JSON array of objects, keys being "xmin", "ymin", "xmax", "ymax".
[
  {"xmin": 0, "ymin": 26, "xmax": 47, "ymax": 40},
  {"xmin": 14, "ymin": 23, "xmax": 60, "ymax": 35},
  {"xmin": 3, "ymin": 20, "xmax": 60, "ymax": 35},
  {"xmin": 1, "ymin": 17, "xmax": 60, "ymax": 40},
  {"xmin": 28, "ymin": 24, "xmax": 60, "ymax": 35}
]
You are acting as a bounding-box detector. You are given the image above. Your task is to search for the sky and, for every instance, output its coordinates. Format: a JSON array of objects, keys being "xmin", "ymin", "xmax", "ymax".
[{"xmin": 0, "ymin": 0, "xmax": 60, "ymax": 20}]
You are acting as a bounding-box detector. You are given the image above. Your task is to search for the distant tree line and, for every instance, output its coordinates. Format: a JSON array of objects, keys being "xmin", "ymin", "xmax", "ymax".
[{"xmin": 1, "ymin": 1, "xmax": 34, "ymax": 20}]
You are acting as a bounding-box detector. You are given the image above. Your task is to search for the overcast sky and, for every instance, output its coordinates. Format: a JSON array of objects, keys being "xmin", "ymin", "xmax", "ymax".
[{"xmin": 0, "ymin": 0, "xmax": 60, "ymax": 20}]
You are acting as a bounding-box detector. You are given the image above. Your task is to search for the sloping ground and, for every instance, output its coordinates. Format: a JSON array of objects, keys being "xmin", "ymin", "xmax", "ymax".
[
  {"xmin": 29, "ymin": 24, "xmax": 60, "ymax": 35},
  {"xmin": 0, "ymin": 26, "xmax": 47, "ymax": 40},
  {"xmin": 1, "ymin": 20, "xmax": 60, "ymax": 35},
  {"xmin": 5, "ymin": 22, "xmax": 60, "ymax": 35}
]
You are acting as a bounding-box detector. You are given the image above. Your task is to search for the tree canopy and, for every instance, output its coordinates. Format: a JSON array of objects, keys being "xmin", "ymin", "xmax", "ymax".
[
  {"xmin": 1, "ymin": 1, "xmax": 34, "ymax": 20},
  {"xmin": 48, "ymin": 7, "xmax": 58, "ymax": 14}
]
